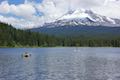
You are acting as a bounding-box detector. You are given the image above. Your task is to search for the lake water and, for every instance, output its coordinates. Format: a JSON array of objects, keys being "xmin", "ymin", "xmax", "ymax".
[{"xmin": 0, "ymin": 47, "xmax": 120, "ymax": 80}]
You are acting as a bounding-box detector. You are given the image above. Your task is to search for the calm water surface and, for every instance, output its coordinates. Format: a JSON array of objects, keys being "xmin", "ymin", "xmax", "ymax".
[{"xmin": 0, "ymin": 47, "xmax": 120, "ymax": 80}]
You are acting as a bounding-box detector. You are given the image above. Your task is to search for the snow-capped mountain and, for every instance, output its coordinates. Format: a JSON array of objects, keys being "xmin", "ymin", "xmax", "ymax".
[
  {"xmin": 30, "ymin": 9, "xmax": 120, "ymax": 37},
  {"xmin": 42, "ymin": 9, "xmax": 120, "ymax": 28}
]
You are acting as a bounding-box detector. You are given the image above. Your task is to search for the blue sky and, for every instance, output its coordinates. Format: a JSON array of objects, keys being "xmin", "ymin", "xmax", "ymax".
[
  {"xmin": 0, "ymin": 0, "xmax": 120, "ymax": 28},
  {"xmin": 0, "ymin": 0, "xmax": 43, "ymax": 4},
  {"xmin": 0, "ymin": 0, "xmax": 24, "ymax": 4},
  {"xmin": 8, "ymin": 0, "xmax": 25, "ymax": 4}
]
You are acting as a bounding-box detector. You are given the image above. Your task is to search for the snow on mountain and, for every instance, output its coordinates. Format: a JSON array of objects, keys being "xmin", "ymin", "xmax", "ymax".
[
  {"xmin": 42, "ymin": 9, "xmax": 120, "ymax": 28},
  {"xmin": 59, "ymin": 9, "xmax": 90, "ymax": 20}
]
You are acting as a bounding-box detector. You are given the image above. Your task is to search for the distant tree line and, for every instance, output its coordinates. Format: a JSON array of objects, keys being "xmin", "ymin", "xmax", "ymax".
[{"xmin": 0, "ymin": 22, "xmax": 120, "ymax": 47}]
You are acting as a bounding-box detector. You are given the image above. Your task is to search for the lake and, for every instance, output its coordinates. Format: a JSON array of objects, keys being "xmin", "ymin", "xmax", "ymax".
[{"xmin": 0, "ymin": 47, "xmax": 120, "ymax": 80}]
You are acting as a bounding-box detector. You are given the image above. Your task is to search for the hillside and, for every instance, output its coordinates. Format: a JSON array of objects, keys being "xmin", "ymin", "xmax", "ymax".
[
  {"xmin": 0, "ymin": 22, "xmax": 61, "ymax": 47},
  {"xmin": 30, "ymin": 25, "xmax": 120, "ymax": 39}
]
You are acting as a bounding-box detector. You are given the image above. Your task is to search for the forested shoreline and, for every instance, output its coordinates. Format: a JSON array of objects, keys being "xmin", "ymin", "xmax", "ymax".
[{"xmin": 0, "ymin": 22, "xmax": 120, "ymax": 47}]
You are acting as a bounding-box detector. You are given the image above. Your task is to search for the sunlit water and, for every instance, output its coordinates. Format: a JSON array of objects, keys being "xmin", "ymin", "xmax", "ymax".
[{"xmin": 0, "ymin": 47, "xmax": 120, "ymax": 80}]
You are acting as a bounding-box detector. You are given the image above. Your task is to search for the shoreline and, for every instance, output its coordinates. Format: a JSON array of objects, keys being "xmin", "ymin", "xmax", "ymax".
[{"xmin": 0, "ymin": 46, "xmax": 120, "ymax": 48}]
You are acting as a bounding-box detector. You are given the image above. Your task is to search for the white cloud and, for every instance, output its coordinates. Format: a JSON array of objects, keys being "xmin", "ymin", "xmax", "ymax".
[
  {"xmin": 0, "ymin": 1, "xmax": 36, "ymax": 18},
  {"xmin": 36, "ymin": 0, "xmax": 69, "ymax": 22},
  {"xmin": 0, "ymin": 1, "xmax": 10, "ymax": 14},
  {"xmin": 10, "ymin": 4, "xmax": 36, "ymax": 18},
  {"xmin": 0, "ymin": 15, "xmax": 34, "ymax": 28},
  {"xmin": 0, "ymin": 0, "xmax": 120, "ymax": 28},
  {"xmin": 0, "ymin": 15, "xmax": 44, "ymax": 29},
  {"xmin": 92, "ymin": 1, "xmax": 120, "ymax": 18},
  {"xmin": 0, "ymin": 1, "xmax": 44, "ymax": 28}
]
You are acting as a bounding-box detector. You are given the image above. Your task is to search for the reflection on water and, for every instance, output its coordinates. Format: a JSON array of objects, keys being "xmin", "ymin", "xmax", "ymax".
[{"xmin": 0, "ymin": 48, "xmax": 120, "ymax": 80}]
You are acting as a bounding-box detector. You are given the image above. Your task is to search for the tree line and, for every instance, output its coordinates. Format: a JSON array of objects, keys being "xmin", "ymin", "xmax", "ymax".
[{"xmin": 0, "ymin": 22, "xmax": 120, "ymax": 47}]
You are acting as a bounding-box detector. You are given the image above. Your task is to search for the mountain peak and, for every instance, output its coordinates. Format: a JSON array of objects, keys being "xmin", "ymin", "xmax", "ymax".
[{"xmin": 58, "ymin": 9, "xmax": 90, "ymax": 20}]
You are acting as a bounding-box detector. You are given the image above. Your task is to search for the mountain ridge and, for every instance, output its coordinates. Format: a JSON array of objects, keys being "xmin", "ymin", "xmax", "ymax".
[
  {"xmin": 40, "ymin": 9, "xmax": 120, "ymax": 28},
  {"xmin": 30, "ymin": 9, "xmax": 120, "ymax": 38}
]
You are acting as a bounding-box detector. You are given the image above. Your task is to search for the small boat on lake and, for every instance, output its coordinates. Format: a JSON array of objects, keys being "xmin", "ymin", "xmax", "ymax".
[{"xmin": 22, "ymin": 52, "xmax": 31, "ymax": 58}]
